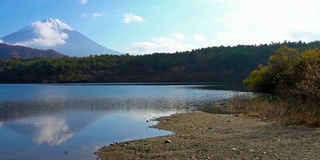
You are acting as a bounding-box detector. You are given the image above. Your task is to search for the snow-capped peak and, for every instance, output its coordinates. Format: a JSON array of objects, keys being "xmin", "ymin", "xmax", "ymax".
[
  {"xmin": 41, "ymin": 18, "xmax": 74, "ymax": 31},
  {"xmin": 1, "ymin": 18, "xmax": 121, "ymax": 56}
]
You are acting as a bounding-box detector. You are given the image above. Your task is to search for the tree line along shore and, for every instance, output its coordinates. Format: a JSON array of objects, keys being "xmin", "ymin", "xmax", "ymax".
[{"xmin": 1, "ymin": 41, "xmax": 319, "ymax": 83}]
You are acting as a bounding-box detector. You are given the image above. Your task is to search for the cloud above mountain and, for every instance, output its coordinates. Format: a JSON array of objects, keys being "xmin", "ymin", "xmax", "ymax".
[
  {"xmin": 172, "ymin": 33, "xmax": 186, "ymax": 41},
  {"xmin": 92, "ymin": 12, "xmax": 103, "ymax": 18},
  {"xmin": 79, "ymin": 0, "xmax": 88, "ymax": 5},
  {"xmin": 14, "ymin": 20, "xmax": 69, "ymax": 47},
  {"xmin": 81, "ymin": 12, "xmax": 104, "ymax": 18},
  {"xmin": 123, "ymin": 13, "xmax": 145, "ymax": 24},
  {"xmin": 193, "ymin": 34, "xmax": 206, "ymax": 42},
  {"xmin": 128, "ymin": 34, "xmax": 196, "ymax": 54}
]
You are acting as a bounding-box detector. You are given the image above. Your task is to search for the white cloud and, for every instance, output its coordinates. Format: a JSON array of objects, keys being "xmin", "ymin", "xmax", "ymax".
[
  {"xmin": 128, "ymin": 35, "xmax": 195, "ymax": 54},
  {"xmin": 81, "ymin": 12, "xmax": 103, "ymax": 18},
  {"xmin": 33, "ymin": 116, "xmax": 74, "ymax": 146},
  {"xmin": 172, "ymin": 33, "xmax": 186, "ymax": 41},
  {"xmin": 123, "ymin": 13, "xmax": 145, "ymax": 24},
  {"xmin": 80, "ymin": 13, "xmax": 88, "ymax": 18},
  {"xmin": 80, "ymin": 13, "xmax": 89, "ymax": 18},
  {"xmin": 193, "ymin": 34, "xmax": 206, "ymax": 42},
  {"xmin": 92, "ymin": 12, "xmax": 103, "ymax": 18},
  {"xmin": 0, "ymin": 39, "xmax": 3, "ymax": 43},
  {"xmin": 211, "ymin": 0, "xmax": 227, "ymax": 3},
  {"xmin": 14, "ymin": 20, "xmax": 68, "ymax": 47},
  {"xmin": 16, "ymin": 116, "xmax": 74, "ymax": 146},
  {"xmin": 214, "ymin": 0, "xmax": 320, "ymax": 46},
  {"xmin": 79, "ymin": 0, "xmax": 88, "ymax": 5}
]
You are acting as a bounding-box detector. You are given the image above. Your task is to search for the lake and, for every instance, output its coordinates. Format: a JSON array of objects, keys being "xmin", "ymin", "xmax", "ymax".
[{"xmin": 0, "ymin": 83, "xmax": 248, "ymax": 160}]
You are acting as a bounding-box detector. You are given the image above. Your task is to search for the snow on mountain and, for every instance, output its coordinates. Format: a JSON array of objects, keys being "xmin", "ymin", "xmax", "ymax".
[
  {"xmin": 1, "ymin": 18, "xmax": 121, "ymax": 57},
  {"xmin": 42, "ymin": 18, "xmax": 74, "ymax": 31}
]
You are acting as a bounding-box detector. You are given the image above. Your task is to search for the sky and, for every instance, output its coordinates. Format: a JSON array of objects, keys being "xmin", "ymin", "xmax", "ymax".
[{"xmin": 1, "ymin": 0, "xmax": 320, "ymax": 54}]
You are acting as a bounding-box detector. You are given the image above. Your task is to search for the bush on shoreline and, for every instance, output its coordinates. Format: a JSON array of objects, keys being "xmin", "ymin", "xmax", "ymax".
[{"xmin": 239, "ymin": 45, "xmax": 320, "ymax": 126}]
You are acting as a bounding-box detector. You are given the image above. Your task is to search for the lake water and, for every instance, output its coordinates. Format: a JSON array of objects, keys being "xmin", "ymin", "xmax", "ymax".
[{"xmin": 0, "ymin": 83, "xmax": 248, "ymax": 160}]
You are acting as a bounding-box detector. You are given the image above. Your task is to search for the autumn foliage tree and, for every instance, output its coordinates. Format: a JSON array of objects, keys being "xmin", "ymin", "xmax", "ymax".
[
  {"xmin": 295, "ymin": 49, "xmax": 320, "ymax": 101},
  {"xmin": 244, "ymin": 45, "xmax": 320, "ymax": 101}
]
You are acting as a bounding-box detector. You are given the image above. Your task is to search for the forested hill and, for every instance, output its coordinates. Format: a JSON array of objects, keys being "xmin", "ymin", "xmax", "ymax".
[
  {"xmin": 0, "ymin": 43, "xmax": 65, "ymax": 59},
  {"xmin": 1, "ymin": 41, "xmax": 320, "ymax": 83}
]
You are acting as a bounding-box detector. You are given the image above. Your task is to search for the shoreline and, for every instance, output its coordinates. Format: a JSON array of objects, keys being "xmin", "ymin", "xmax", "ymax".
[{"xmin": 96, "ymin": 112, "xmax": 320, "ymax": 159}]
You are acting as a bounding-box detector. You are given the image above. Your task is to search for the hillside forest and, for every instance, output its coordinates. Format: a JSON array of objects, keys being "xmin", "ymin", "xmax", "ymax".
[
  {"xmin": 1, "ymin": 41, "xmax": 320, "ymax": 84},
  {"xmin": 0, "ymin": 43, "xmax": 65, "ymax": 59}
]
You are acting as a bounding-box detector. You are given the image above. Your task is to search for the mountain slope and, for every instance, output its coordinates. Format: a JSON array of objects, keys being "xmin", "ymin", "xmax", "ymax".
[
  {"xmin": 1, "ymin": 18, "xmax": 121, "ymax": 57},
  {"xmin": 0, "ymin": 43, "xmax": 65, "ymax": 59}
]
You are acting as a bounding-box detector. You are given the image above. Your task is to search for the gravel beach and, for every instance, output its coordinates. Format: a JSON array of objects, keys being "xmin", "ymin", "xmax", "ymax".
[{"xmin": 96, "ymin": 112, "xmax": 320, "ymax": 160}]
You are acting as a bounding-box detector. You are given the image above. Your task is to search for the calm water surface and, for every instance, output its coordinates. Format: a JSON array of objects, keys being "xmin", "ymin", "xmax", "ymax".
[{"xmin": 0, "ymin": 83, "xmax": 247, "ymax": 160}]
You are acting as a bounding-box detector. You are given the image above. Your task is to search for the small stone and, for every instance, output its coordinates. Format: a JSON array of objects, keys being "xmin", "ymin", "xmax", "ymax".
[
  {"xmin": 232, "ymin": 148, "xmax": 237, "ymax": 151},
  {"xmin": 227, "ymin": 120, "xmax": 232, "ymax": 122},
  {"xmin": 164, "ymin": 139, "xmax": 172, "ymax": 144}
]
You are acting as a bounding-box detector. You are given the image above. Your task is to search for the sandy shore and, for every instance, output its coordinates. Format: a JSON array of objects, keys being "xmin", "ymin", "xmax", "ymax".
[{"xmin": 96, "ymin": 112, "xmax": 320, "ymax": 160}]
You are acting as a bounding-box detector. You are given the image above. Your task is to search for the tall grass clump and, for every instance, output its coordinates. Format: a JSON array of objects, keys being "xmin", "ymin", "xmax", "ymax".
[{"xmin": 231, "ymin": 94, "xmax": 320, "ymax": 126}]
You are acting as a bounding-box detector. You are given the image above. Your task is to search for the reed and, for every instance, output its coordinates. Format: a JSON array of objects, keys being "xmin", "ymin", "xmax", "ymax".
[{"xmin": 230, "ymin": 94, "xmax": 320, "ymax": 126}]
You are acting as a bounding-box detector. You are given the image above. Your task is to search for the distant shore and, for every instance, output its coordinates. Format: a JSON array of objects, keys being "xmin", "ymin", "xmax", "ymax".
[{"xmin": 96, "ymin": 112, "xmax": 320, "ymax": 160}]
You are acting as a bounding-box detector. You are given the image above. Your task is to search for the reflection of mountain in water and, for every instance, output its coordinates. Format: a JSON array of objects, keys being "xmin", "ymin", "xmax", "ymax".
[
  {"xmin": 0, "ymin": 84, "xmax": 245, "ymax": 160},
  {"xmin": 2, "ymin": 111, "xmax": 104, "ymax": 146},
  {"xmin": 0, "ymin": 98, "xmax": 194, "ymax": 146}
]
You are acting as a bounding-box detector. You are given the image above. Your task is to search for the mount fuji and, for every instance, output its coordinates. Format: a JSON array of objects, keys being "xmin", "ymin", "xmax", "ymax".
[{"xmin": 1, "ymin": 18, "xmax": 121, "ymax": 57}]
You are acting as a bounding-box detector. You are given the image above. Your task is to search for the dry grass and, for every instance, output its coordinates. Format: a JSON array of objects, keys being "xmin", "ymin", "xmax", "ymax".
[{"xmin": 229, "ymin": 94, "xmax": 320, "ymax": 126}]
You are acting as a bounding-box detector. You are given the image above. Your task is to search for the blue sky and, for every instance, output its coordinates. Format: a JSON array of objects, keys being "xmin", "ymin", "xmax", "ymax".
[{"xmin": 1, "ymin": 0, "xmax": 320, "ymax": 54}]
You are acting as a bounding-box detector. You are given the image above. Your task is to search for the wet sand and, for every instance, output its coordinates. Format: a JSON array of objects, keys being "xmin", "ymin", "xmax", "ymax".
[{"xmin": 96, "ymin": 112, "xmax": 320, "ymax": 160}]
